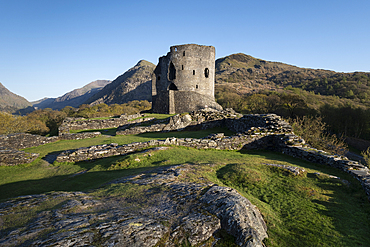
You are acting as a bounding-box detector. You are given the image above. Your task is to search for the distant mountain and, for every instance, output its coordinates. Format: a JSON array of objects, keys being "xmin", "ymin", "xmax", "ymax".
[
  {"xmin": 215, "ymin": 53, "xmax": 370, "ymax": 100},
  {"xmin": 0, "ymin": 82, "xmax": 32, "ymax": 112},
  {"xmin": 33, "ymin": 80, "xmax": 111, "ymax": 110},
  {"xmin": 84, "ymin": 60, "xmax": 155, "ymax": 105}
]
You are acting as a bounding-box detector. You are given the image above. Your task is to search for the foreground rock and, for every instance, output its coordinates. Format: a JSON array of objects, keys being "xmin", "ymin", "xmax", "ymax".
[{"xmin": 0, "ymin": 164, "xmax": 268, "ymax": 246}]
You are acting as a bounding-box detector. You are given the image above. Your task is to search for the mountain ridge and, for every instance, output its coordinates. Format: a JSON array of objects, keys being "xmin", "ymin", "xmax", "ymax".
[
  {"xmin": 0, "ymin": 82, "xmax": 32, "ymax": 112},
  {"xmin": 84, "ymin": 60, "xmax": 155, "ymax": 105},
  {"xmin": 32, "ymin": 80, "xmax": 111, "ymax": 110}
]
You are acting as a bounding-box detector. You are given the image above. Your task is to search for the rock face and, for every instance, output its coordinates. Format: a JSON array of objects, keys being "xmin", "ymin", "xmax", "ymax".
[{"xmin": 0, "ymin": 164, "xmax": 268, "ymax": 246}]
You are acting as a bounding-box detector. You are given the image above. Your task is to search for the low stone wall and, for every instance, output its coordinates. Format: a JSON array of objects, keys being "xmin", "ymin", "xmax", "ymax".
[
  {"xmin": 117, "ymin": 108, "xmax": 242, "ymax": 135},
  {"xmin": 0, "ymin": 132, "xmax": 102, "ymax": 166},
  {"xmin": 0, "ymin": 133, "xmax": 59, "ymax": 150},
  {"xmin": 0, "ymin": 148, "xmax": 39, "ymax": 166},
  {"xmin": 280, "ymin": 143, "xmax": 370, "ymax": 198},
  {"xmin": 58, "ymin": 113, "xmax": 143, "ymax": 135}
]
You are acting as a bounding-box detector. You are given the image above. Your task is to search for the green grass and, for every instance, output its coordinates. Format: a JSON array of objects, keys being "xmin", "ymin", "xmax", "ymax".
[
  {"xmin": 1, "ymin": 128, "xmax": 370, "ymax": 246},
  {"xmin": 70, "ymin": 127, "xmax": 117, "ymax": 135},
  {"xmin": 143, "ymin": 113, "xmax": 176, "ymax": 120}
]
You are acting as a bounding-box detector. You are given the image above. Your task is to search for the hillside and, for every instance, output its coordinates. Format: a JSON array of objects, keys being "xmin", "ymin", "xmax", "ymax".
[
  {"xmin": 215, "ymin": 53, "xmax": 370, "ymax": 103},
  {"xmin": 32, "ymin": 80, "xmax": 111, "ymax": 110},
  {"xmin": 84, "ymin": 60, "xmax": 155, "ymax": 105},
  {"xmin": 0, "ymin": 82, "xmax": 32, "ymax": 112}
]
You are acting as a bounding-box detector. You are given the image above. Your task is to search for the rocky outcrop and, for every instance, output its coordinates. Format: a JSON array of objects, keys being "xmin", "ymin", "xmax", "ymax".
[{"xmin": 0, "ymin": 164, "xmax": 268, "ymax": 246}]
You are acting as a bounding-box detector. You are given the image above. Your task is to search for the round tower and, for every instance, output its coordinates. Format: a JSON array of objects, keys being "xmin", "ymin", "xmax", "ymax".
[
  {"xmin": 152, "ymin": 44, "xmax": 222, "ymax": 114},
  {"xmin": 167, "ymin": 44, "xmax": 215, "ymax": 97}
]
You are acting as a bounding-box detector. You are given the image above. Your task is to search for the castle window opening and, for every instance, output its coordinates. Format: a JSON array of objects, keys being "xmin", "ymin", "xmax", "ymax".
[
  {"xmin": 169, "ymin": 83, "xmax": 178, "ymax": 90},
  {"xmin": 193, "ymin": 70, "xmax": 195, "ymax": 75},
  {"xmin": 157, "ymin": 75, "xmax": 161, "ymax": 81},
  {"xmin": 169, "ymin": 62, "xmax": 176, "ymax": 80},
  {"xmin": 204, "ymin": 68, "xmax": 209, "ymax": 78},
  {"xmin": 182, "ymin": 65, "xmax": 184, "ymax": 70},
  {"xmin": 196, "ymin": 85, "xmax": 198, "ymax": 89},
  {"xmin": 183, "ymin": 51, "xmax": 185, "ymax": 56},
  {"xmin": 175, "ymin": 47, "xmax": 177, "ymax": 51}
]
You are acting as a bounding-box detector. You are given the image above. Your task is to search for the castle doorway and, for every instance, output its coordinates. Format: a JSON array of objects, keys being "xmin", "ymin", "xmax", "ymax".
[{"xmin": 168, "ymin": 83, "xmax": 178, "ymax": 90}]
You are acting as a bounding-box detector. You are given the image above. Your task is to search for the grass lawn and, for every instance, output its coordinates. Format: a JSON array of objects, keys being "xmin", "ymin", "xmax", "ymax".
[{"xmin": 1, "ymin": 128, "xmax": 370, "ymax": 246}]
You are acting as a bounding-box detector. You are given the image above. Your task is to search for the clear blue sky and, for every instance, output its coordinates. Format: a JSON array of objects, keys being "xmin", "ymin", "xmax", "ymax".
[{"xmin": 1, "ymin": 0, "xmax": 369, "ymax": 101}]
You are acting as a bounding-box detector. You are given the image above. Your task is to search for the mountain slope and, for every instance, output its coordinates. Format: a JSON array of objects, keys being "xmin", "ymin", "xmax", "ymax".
[
  {"xmin": 0, "ymin": 82, "xmax": 32, "ymax": 112},
  {"xmin": 33, "ymin": 80, "xmax": 111, "ymax": 110},
  {"xmin": 84, "ymin": 60, "xmax": 155, "ymax": 105},
  {"xmin": 215, "ymin": 53, "xmax": 370, "ymax": 100}
]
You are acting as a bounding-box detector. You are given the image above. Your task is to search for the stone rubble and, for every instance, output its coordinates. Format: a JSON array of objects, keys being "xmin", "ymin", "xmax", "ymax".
[{"xmin": 0, "ymin": 164, "xmax": 268, "ymax": 247}]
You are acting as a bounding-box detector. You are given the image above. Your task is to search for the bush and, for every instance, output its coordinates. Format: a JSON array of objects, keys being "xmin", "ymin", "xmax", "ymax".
[
  {"xmin": 290, "ymin": 116, "xmax": 347, "ymax": 155},
  {"xmin": 0, "ymin": 112, "xmax": 49, "ymax": 135}
]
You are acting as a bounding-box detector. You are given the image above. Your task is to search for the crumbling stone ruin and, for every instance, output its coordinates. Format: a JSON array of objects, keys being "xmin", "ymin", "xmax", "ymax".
[
  {"xmin": 152, "ymin": 44, "xmax": 222, "ymax": 114},
  {"xmin": 2, "ymin": 109, "xmax": 370, "ymax": 246}
]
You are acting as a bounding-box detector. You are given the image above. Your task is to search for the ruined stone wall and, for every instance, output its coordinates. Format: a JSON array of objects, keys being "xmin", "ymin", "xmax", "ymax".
[
  {"xmin": 0, "ymin": 132, "xmax": 101, "ymax": 166},
  {"xmin": 58, "ymin": 113, "xmax": 143, "ymax": 135},
  {"xmin": 1, "ymin": 110, "xmax": 370, "ymax": 201}
]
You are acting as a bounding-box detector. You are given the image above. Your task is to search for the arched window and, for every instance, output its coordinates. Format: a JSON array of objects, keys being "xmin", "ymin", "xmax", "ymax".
[
  {"xmin": 204, "ymin": 68, "xmax": 209, "ymax": 78},
  {"xmin": 169, "ymin": 62, "xmax": 176, "ymax": 80}
]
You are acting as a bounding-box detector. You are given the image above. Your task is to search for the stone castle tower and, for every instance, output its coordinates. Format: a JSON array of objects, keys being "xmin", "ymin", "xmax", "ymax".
[{"xmin": 152, "ymin": 44, "xmax": 222, "ymax": 114}]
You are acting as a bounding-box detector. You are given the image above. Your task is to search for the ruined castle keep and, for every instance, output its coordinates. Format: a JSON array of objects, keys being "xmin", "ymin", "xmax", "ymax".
[{"xmin": 152, "ymin": 44, "xmax": 222, "ymax": 114}]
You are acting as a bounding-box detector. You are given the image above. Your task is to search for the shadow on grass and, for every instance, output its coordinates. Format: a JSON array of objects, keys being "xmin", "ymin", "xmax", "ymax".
[{"xmin": 0, "ymin": 163, "xmax": 176, "ymax": 202}]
